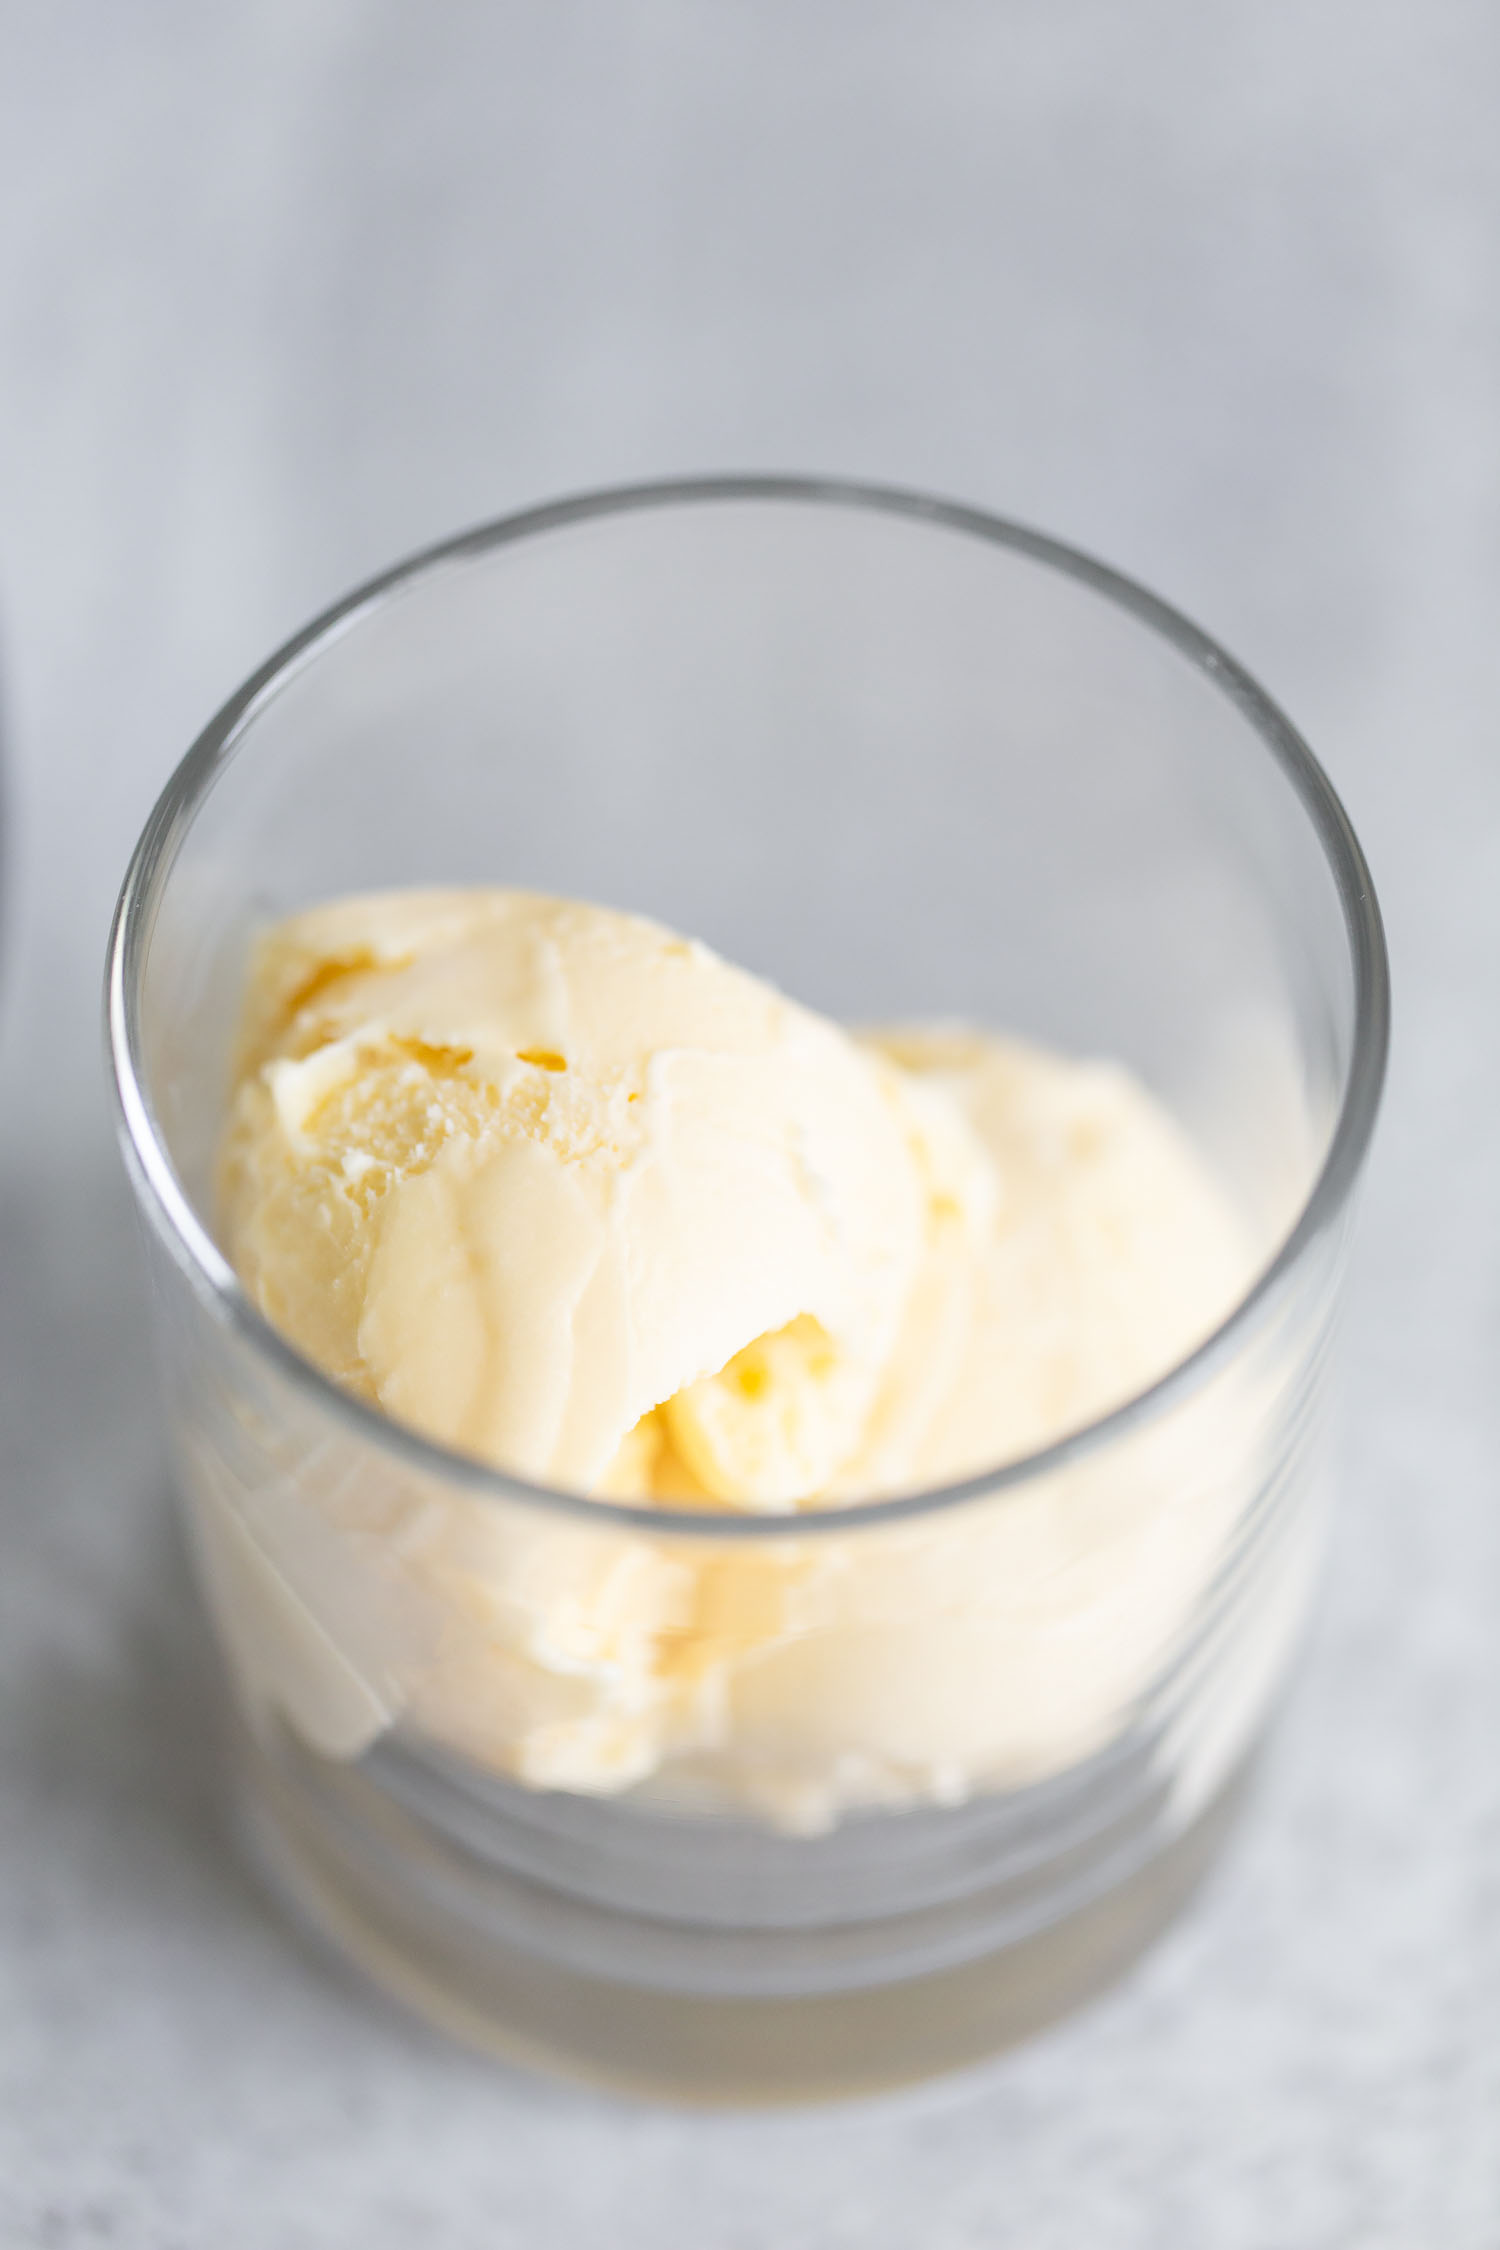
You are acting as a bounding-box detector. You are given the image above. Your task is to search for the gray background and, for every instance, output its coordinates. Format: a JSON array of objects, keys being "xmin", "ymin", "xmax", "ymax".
[{"xmin": 1, "ymin": 5, "xmax": 1496, "ymax": 2243}]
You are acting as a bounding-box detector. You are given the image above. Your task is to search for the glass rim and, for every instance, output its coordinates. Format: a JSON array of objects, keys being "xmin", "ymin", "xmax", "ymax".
[{"xmin": 105, "ymin": 474, "xmax": 1390, "ymax": 1542}]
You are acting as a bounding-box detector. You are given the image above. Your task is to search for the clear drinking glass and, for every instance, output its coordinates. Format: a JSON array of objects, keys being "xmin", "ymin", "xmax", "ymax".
[{"xmin": 107, "ymin": 481, "xmax": 1387, "ymax": 2099}]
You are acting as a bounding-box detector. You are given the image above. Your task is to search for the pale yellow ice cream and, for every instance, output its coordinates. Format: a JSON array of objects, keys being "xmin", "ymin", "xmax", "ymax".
[{"xmin": 207, "ymin": 887, "xmax": 1267, "ymax": 1828}]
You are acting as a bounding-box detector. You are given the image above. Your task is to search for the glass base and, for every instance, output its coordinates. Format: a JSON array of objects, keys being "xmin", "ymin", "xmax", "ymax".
[{"xmin": 235, "ymin": 1712, "xmax": 1255, "ymax": 2104}]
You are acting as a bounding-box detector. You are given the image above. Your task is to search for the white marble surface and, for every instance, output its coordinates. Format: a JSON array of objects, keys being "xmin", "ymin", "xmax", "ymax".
[{"xmin": 2, "ymin": 5, "xmax": 1497, "ymax": 2242}]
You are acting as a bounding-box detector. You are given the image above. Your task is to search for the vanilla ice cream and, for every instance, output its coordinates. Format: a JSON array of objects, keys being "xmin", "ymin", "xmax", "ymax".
[{"xmin": 206, "ymin": 887, "xmax": 1267, "ymax": 1828}]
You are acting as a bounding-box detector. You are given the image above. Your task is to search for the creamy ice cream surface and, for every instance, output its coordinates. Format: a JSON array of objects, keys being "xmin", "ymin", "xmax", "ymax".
[
  {"xmin": 219, "ymin": 887, "xmax": 1247, "ymax": 1505},
  {"xmin": 208, "ymin": 887, "xmax": 1265, "ymax": 1826}
]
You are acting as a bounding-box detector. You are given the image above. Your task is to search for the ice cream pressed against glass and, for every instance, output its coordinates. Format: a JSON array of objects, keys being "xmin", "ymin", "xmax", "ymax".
[{"xmin": 210, "ymin": 889, "xmax": 1259, "ymax": 1827}]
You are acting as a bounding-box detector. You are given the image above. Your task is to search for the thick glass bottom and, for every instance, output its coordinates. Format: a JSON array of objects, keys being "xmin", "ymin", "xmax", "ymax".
[{"xmin": 236, "ymin": 1712, "xmax": 1255, "ymax": 2104}]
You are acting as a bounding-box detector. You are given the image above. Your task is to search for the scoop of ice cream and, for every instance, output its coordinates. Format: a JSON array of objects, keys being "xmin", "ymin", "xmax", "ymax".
[
  {"xmin": 839, "ymin": 1027, "xmax": 1257, "ymax": 1492},
  {"xmin": 210, "ymin": 887, "xmax": 1266, "ymax": 1829},
  {"xmin": 218, "ymin": 889, "xmax": 961, "ymax": 1502}
]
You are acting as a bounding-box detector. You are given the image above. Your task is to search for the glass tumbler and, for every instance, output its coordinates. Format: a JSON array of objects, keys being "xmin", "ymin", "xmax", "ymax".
[{"xmin": 107, "ymin": 481, "xmax": 1387, "ymax": 2100}]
